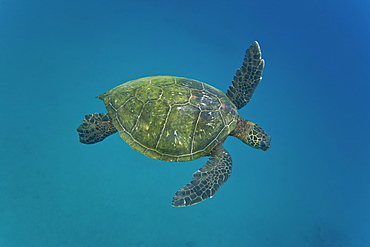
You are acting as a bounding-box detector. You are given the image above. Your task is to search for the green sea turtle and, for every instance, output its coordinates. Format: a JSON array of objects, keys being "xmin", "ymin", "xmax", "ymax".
[{"xmin": 77, "ymin": 41, "xmax": 270, "ymax": 207}]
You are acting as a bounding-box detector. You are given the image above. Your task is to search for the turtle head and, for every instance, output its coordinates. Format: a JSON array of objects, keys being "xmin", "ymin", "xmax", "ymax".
[
  {"xmin": 231, "ymin": 117, "xmax": 271, "ymax": 151},
  {"xmin": 245, "ymin": 122, "xmax": 271, "ymax": 151}
]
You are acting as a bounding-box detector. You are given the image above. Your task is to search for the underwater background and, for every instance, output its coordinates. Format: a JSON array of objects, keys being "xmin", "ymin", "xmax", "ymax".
[{"xmin": 1, "ymin": 0, "xmax": 369, "ymax": 246}]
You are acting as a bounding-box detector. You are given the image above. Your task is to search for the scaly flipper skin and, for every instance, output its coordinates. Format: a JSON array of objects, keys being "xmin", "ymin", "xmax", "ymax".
[
  {"xmin": 172, "ymin": 144, "xmax": 232, "ymax": 207},
  {"xmin": 77, "ymin": 113, "xmax": 118, "ymax": 144},
  {"xmin": 226, "ymin": 41, "xmax": 265, "ymax": 109}
]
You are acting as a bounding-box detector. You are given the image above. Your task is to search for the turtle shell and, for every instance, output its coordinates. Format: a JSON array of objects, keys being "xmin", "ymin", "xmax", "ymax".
[{"xmin": 98, "ymin": 76, "xmax": 238, "ymax": 162}]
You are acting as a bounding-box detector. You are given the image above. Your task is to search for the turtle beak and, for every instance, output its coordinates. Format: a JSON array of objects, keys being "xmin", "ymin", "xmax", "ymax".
[
  {"xmin": 259, "ymin": 134, "xmax": 271, "ymax": 151},
  {"xmin": 252, "ymin": 123, "xmax": 270, "ymax": 151}
]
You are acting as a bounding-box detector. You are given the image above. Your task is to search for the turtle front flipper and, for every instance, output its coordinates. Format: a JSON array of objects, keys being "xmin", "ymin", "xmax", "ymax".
[
  {"xmin": 172, "ymin": 145, "xmax": 232, "ymax": 207},
  {"xmin": 77, "ymin": 113, "xmax": 118, "ymax": 144},
  {"xmin": 226, "ymin": 41, "xmax": 265, "ymax": 109}
]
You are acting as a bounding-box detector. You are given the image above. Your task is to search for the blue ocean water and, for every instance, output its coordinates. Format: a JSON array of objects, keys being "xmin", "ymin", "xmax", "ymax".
[{"xmin": 1, "ymin": 0, "xmax": 369, "ymax": 246}]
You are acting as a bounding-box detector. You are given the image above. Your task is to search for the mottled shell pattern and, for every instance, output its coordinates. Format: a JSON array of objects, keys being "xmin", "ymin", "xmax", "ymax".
[{"xmin": 98, "ymin": 76, "xmax": 238, "ymax": 162}]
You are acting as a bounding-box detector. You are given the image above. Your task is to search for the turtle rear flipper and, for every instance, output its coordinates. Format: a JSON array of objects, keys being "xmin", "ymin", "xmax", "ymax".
[
  {"xmin": 172, "ymin": 145, "xmax": 232, "ymax": 207},
  {"xmin": 77, "ymin": 113, "xmax": 117, "ymax": 144},
  {"xmin": 226, "ymin": 41, "xmax": 265, "ymax": 109}
]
